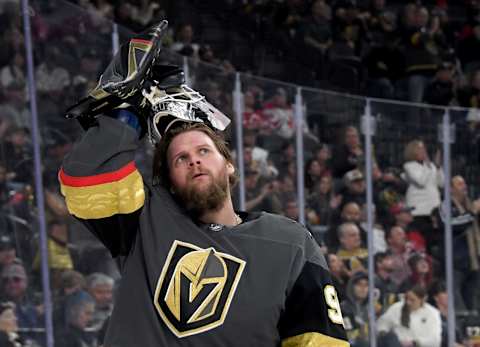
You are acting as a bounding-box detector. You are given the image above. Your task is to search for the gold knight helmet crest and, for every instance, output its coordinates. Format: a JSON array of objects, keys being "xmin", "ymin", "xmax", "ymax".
[{"xmin": 154, "ymin": 241, "xmax": 246, "ymax": 338}]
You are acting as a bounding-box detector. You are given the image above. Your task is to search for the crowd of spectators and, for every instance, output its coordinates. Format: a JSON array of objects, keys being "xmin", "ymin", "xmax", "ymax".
[
  {"xmin": 1, "ymin": 0, "xmax": 480, "ymax": 346},
  {"xmin": 70, "ymin": 0, "xmax": 480, "ymax": 108}
]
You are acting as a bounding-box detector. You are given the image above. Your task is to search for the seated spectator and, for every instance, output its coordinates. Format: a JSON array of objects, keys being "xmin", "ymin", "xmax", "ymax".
[
  {"xmin": 282, "ymin": 196, "xmax": 300, "ymax": 221},
  {"xmin": 244, "ymin": 168, "xmax": 281, "ymax": 213},
  {"xmin": 0, "ymin": 236, "xmax": 16, "ymax": 275},
  {"xmin": 35, "ymin": 46, "xmax": 71, "ymax": 96},
  {"xmin": 432, "ymin": 175, "xmax": 480, "ymax": 312},
  {"xmin": 199, "ymin": 44, "xmax": 235, "ymax": 74},
  {"xmin": 342, "ymin": 169, "xmax": 366, "ymax": 207},
  {"xmin": 374, "ymin": 165, "xmax": 407, "ymax": 223},
  {"xmin": 33, "ymin": 220, "xmax": 74, "ymax": 292},
  {"xmin": 390, "ymin": 202, "xmax": 426, "ymax": 253},
  {"xmin": 332, "ymin": 125, "xmax": 364, "ymax": 178},
  {"xmin": 307, "ymin": 175, "xmax": 342, "ymax": 227},
  {"xmin": 0, "ymin": 83, "xmax": 30, "ymax": 128},
  {"xmin": 53, "ymin": 270, "xmax": 86, "ymax": 333},
  {"xmin": 377, "ymin": 284, "xmax": 442, "ymax": 347},
  {"xmin": 262, "ymin": 88, "xmax": 295, "ymax": 140},
  {"xmin": 312, "ymin": 143, "xmax": 332, "ymax": 178},
  {"xmin": 336, "ymin": 222, "xmax": 368, "ymax": 274},
  {"xmin": 403, "ymin": 140, "xmax": 443, "ymax": 248},
  {"xmin": 243, "ymin": 129, "xmax": 278, "ymax": 180},
  {"xmin": 304, "ymin": 158, "xmax": 325, "ymax": 192},
  {"xmin": 327, "ymin": 253, "xmax": 349, "ymax": 302},
  {"xmin": 341, "ymin": 272, "xmax": 370, "ymax": 347},
  {"xmin": 171, "ymin": 24, "xmax": 200, "ymax": 59},
  {"xmin": 0, "ymin": 262, "xmax": 41, "ymax": 342},
  {"xmin": 242, "ymin": 89, "xmax": 265, "ymax": 131},
  {"xmin": 326, "ymin": 201, "xmax": 366, "ymax": 251},
  {"xmin": 1, "ymin": 126, "xmax": 32, "ymax": 184},
  {"xmin": 0, "ymin": 302, "xmax": 30, "ymax": 347},
  {"xmin": 374, "ymin": 251, "xmax": 399, "ymax": 314},
  {"xmin": 430, "ymin": 281, "xmax": 469, "ymax": 347},
  {"xmin": 399, "ymin": 252, "xmax": 434, "ymax": 292},
  {"xmin": 55, "ymin": 290, "xmax": 97, "ymax": 347},
  {"xmin": 0, "ymin": 52, "xmax": 26, "ymax": 91},
  {"xmin": 385, "ymin": 225, "xmax": 414, "ymax": 286},
  {"xmin": 86, "ymin": 273, "xmax": 114, "ymax": 332}
]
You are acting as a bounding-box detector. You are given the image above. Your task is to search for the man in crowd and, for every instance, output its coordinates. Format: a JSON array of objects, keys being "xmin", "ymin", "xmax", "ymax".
[{"xmin": 86, "ymin": 273, "xmax": 114, "ymax": 332}]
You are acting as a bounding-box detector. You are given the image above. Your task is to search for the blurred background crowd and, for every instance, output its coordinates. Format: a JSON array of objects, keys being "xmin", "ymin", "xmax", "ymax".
[{"xmin": 2, "ymin": 0, "xmax": 480, "ymax": 346}]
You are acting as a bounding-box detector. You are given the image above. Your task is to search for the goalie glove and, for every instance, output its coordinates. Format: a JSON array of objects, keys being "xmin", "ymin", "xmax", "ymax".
[{"xmin": 65, "ymin": 20, "xmax": 168, "ymax": 132}]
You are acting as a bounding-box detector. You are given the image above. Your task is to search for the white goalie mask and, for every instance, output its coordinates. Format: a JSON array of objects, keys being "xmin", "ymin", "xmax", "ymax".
[{"xmin": 142, "ymin": 84, "xmax": 231, "ymax": 145}]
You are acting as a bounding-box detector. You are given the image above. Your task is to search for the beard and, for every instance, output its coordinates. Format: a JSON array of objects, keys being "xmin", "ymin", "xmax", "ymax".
[{"xmin": 174, "ymin": 168, "xmax": 229, "ymax": 219}]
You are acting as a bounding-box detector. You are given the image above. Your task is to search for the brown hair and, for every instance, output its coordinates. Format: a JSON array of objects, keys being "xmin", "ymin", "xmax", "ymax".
[
  {"xmin": 401, "ymin": 284, "xmax": 427, "ymax": 327},
  {"xmin": 152, "ymin": 122, "xmax": 238, "ymax": 188}
]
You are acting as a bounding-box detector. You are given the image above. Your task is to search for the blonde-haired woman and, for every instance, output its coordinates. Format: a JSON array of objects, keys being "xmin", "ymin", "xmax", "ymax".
[{"xmin": 403, "ymin": 140, "xmax": 444, "ymax": 250}]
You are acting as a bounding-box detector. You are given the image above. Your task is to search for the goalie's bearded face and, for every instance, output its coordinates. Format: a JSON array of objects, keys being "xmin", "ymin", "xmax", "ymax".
[{"xmin": 167, "ymin": 130, "xmax": 235, "ymax": 217}]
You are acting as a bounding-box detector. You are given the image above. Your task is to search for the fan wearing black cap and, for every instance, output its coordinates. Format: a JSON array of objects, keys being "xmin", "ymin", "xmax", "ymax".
[{"xmin": 58, "ymin": 22, "xmax": 349, "ymax": 347}]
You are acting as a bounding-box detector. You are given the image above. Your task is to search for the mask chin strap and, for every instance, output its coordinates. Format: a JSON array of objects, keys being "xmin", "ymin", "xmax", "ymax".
[{"xmin": 142, "ymin": 84, "xmax": 231, "ymax": 145}]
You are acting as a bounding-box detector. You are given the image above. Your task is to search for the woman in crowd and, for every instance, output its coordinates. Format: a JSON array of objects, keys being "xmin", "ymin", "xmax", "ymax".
[
  {"xmin": 377, "ymin": 284, "xmax": 442, "ymax": 347},
  {"xmin": 403, "ymin": 140, "xmax": 443, "ymax": 248},
  {"xmin": 54, "ymin": 290, "xmax": 97, "ymax": 347}
]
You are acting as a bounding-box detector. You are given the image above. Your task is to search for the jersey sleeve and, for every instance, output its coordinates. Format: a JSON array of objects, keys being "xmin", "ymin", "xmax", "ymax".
[
  {"xmin": 278, "ymin": 231, "xmax": 350, "ymax": 347},
  {"xmin": 59, "ymin": 116, "xmax": 145, "ymax": 257}
]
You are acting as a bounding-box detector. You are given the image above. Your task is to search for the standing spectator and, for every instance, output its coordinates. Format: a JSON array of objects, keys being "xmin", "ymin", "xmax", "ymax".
[
  {"xmin": 374, "ymin": 252, "xmax": 398, "ymax": 314},
  {"xmin": 171, "ymin": 24, "xmax": 200, "ymax": 59},
  {"xmin": 377, "ymin": 284, "xmax": 442, "ymax": 347},
  {"xmin": 86, "ymin": 273, "xmax": 114, "ymax": 332},
  {"xmin": 341, "ymin": 272, "xmax": 370, "ymax": 347},
  {"xmin": 403, "ymin": 140, "xmax": 443, "ymax": 245},
  {"xmin": 457, "ymin": 20, "xmax": 480, "ymax": 73},
  {"xmin": 403, "ymin": 7, "xmax": 447, "ymax": 104},
  {"xmin": 336, "ymin": 222, "xmax": 368, "ymax": 274},
  {"xmin": 332, "ymin": 125, "xmax": 364, "ymax": 178},
  {"xmin": 432, "ymin": 175, "xmax": 480, "ymax": 311},
  {"xmin": 423, "ymin": 61, "xmax": 456, "ymax": 106},
  {"xmin": 299, "ymin": 0, "xmax": 332, "ymax": 78}
]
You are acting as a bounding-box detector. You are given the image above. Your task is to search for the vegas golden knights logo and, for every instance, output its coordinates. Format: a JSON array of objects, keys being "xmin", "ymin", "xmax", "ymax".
[{"xmin": 154, "ymin": 240, "xmax": 246, "ymax": 338}]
